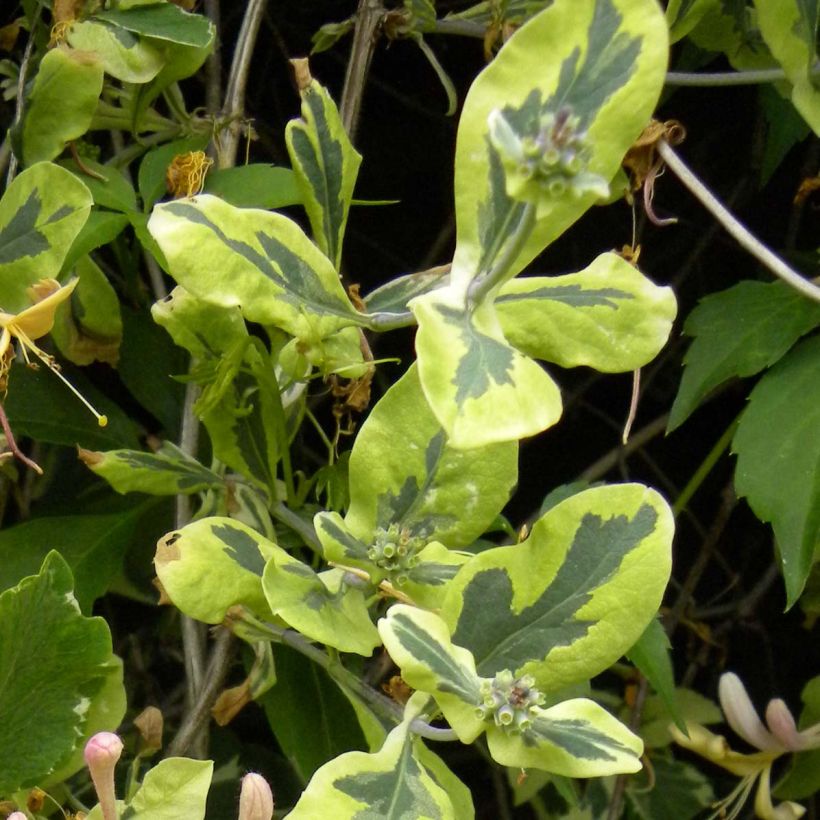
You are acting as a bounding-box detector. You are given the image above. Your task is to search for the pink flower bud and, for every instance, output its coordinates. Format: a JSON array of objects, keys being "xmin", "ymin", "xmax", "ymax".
[
  {"xmin": 238, "ymin": 773, "xmax": 274, "ymax": 820},
  {"xmin": 8, "ymin": 813, "xmax": 28, "ymax": 820},
  {"xmin": 765, "ymin": 699, "xmax": 801, "ymax": 751},
  {"xmin": 84, "ymin": 732, "xmax": 123, "ymax": 820}
]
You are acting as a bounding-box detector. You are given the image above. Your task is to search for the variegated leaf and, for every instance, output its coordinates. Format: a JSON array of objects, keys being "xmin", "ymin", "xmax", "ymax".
[
  {"xmin": 79, "ymin": 441, "xmax": 222, "ymax": 496},
  {"xmin": 451, "ymin": 0, "xmax": 668, "ymax": 289},
  {"xmin": 0, "ymin": 163, "xmax": 92, "ymax": 313},
  {"xmin": 154, "ymin": 517, "xmax": 284, "ymax": 623},
  {"xmin": 364, "ymin": 267, "xmax": 449, "ymax": 318},
  {"xmin": 66, "ymin": 20, "xmax": 164, "ymax": 83},
  {"xmin": 288, "ymin": 693, "xmax": 475, "ymax": 819},
  {"xmin": 486, "ymin": 697, "xmax": 643, "ymax": 775},
  {"xmin": 495, "ymin": 252, "xmax": 677, "ymax": 372},
  {"xmin": 378, "ymin": 606, "xmax": 485, "ymax": 743},
  {"xmin": 441, "ymin": 484, "xmax": 674, "ymax": 689},
  {"xmin": 411, "ymin": 287, "xmax": 562, "ymax": 448},
  {"xmin": 263, "ymin": 562, "xmax": 380, "ymax": 656},
  {"xmin": 286, "ymin": 79, "xmax": 362, "ymax": 270},
  {"xmin": 148, "ymin": 195, "xmax": 365, "ymax": 341},
  {"xmin": 346, "ymin": 363, "xmax": 517, "ymax": 544}
]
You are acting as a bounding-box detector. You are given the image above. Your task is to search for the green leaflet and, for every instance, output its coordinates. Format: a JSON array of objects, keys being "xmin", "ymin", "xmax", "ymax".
[
  {"xmin": 94, "ymin": 3, "xmax": 215, "ymax": 47},
  {"xmin": 346, "ymin": 364, "xmax": 517, "ymax": 544},
  {"xmin": 286, "ymin": 79, "xmax": 362, "ymax": 270},
  {"xmin": 86, "ymin": 758, "xmax": 213, "ymax": 820},
  {"xmin": 665, "ymin": 0, "xmax": 719, "ymax": 42},
  {"xmin": 203, "ymin": 164, "xmax": 302, "ymax": 210},
  {"xmin": 364, "ymin": 267, "xmax": 449, "ymax": 317},
  {"xmin": 754, "ymin": 0, "xmax": 820, "ymax": 134},
  {"xmin": 52, "ymin": 254, "xmax": 123, "ymax": 366},
  {"xmin": 79, "ymin": 440, "xmax": 222, "ymax": 496},
  {"xmin": 495, "ymin": 252, "xmax": 677, "ymax": 372},
  {"xmin": 687, "ymin": 0, "xmax": 774, "ymax": 70},
  {"xmin": 20, "ymin": 47, "xmax": 104, "ymax": 166},
  {"xmin": 288, "ymin": 693, "xmax": 473, "ymax": 819},
  {"xmin": 154, "ymin": 517, "xmax": 283, "ymax": 623},
  {"xmin": 732, "ymin": 335, "xmax": 820, "ymax": 606},
  {"xmin": 0, "ymin": 552, "xmax": 124, "ymax": 795},
  {"xmin": 148, "ymin": 195, "xmax": 365, "ymax": 340},
  {"xmin": 263, "ymin": 561, "xmax": 380, "ymax": 656},
  {"xmin": 411, "ymin": 287, "xmax": 562, "ymax": 448},
  {"xmin": 59, "ymin": 157, "xmax": 138, "ymax": 213},
  {"xmin": 442, "ymin": 484, "xmax": 674, "ymax": 688},
  {"xmin": 668, "ymin": 280, "xmax": 820, "ymax": 431},
  {"xmin": 450, "ymin": 0, "xmax": 668, "ymax": 289},
  {"xmin": 486, "ymin": 697, "xmax": 643, "ymax": 775},
  {"xmin": 0, "ymin": 163, "xmax": 92, "ymax": 313},
  {"xmin": 66, "ymin": 20, "xmax": 164, "ymax": 83}
]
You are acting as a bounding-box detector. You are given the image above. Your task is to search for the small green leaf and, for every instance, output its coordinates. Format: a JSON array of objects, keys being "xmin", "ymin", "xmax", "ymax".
[
  {"xmin": 0, "ymin": 162, "xmax": 92, "ymax": 312},
  {"xmin": 80, "ymin": 441, "xmax": 222, "ymax": 496},
  {"xmin": 87, "ymin": 758, "xmax": 213, "ymax": 820},
  {"xmin": 487, "ymin": 697, "xmax": 643, "ymax": 776},
  {"xmin": 62, "ymin": 210, "xmax": 130, "ymax": 272},
  {"xmin": 203, "ymin": 164, "xmax": 301, "ymax": 210},
  {"xmin": 288, "ymin": 693, "xmax": 473, "ymax": 819},
  {"xmin": 732, "ymin": 335, "xmax": 820, "ymax": 606},
  {"xmin": 59, "ymin": 158, "xmax": 138, "ymax": 212},
  {"xmin": 754, "ymin": 0, "xmax": 820, "ymax": 133},
  {"xmin": 0, "ymin": 552, "xmax": 121, "ymax": 794},
  {"xmin": 624, "ymin": 754, "xmax": 714, "ymax": 819},
  {"xmin": 155, "ymin": 516, "xmax": 284, "ymax": 623},
  {"xmin": 94, "ymin": 3, "xmax": 215, "ymax": 47},
  {"xmin": 640, "ymin": 688, "xmax": 722, "ymax": 749},
  {"xmin": 285, "ymin": 79, "xmax": 362, "ymax": 269},
  {"xmin": 66, "ymin": 20, "xmax": 164, "ymax": 83},
  {"xmin": 412, "ymin": 287, "xmax": 562, "ymax": 448},
  {"xmin": 52, "ymin": 254, "xmax": 122, "ymax": 366},
  {"xmin": 364, "ymin": 267, "xmax": 449, "ymax": 316},
  {"xmin": 669, "ymin": 281, "xmax": 820, "ymax": 431},
  {"xmin": 626, "ymin": 618, "xmax": 684, "ymax": 732},
  {"xmin": 442, "ymin": 484, "xmax": 674, "ymax": 689},
  {"xmin": 496, "ymin": 252, "xmax": 676, "ymax": 372},
  {"xmin": 21, "ymin": 48, "xmax": 104, "ymax": 166},
  {"xmin": 259, "ymin": 645, "xmax": 367, "ymax": 783}
]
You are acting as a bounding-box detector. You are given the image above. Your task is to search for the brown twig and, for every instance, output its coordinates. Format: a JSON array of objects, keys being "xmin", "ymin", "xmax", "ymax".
[{"xmin": 0, "ymin": 401, "xmax": 43, "ymax": 475}]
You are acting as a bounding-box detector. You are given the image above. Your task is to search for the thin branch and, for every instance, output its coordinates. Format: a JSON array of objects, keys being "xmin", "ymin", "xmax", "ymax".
[
  {"xmin": 665, "ymin": 65, "xmax": 820, "ymax": 86},
  {"xmin": 165, "ymin": 628, "xmax": 235, "ymax": 758},
  {"xmin": 340, "ymin": 0, "xmax": 385, "ymax": 141},
  {"xmin": 6, "ymin": 17, "xmax": 38, "ymax": 185},
  {"xmin": 658, "ymin": 141, "xmax": 820, "ymax": 304},
  {"xmin": 203, "ymin": 0, "xmax": 223, "ymax": 117},
  {"xmin": 220, "ymin": 0, "xmax": 268, "ymax": 168}
]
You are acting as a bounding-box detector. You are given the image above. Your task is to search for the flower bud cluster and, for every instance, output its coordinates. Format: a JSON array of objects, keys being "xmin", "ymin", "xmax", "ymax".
[
  {"xmin": 475, "ymin": 670, "xmax": 545, "ymax": 735},
  {"xmin": 488, "ymin": 106, "xmax": 609, "ymax": 204},
  {"xmin": 368, "ymin": 523, "xmax": 426, "ymax": 585}
]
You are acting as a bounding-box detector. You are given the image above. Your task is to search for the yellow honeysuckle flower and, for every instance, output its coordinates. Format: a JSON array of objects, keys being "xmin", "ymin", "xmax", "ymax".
[
  {"xmin": 0, "ymin": 278, "xmax": 108, "ymax": 427},
  {"xmin": 671, "ymin": 672, "xmax": 820, "ymax": 820}
]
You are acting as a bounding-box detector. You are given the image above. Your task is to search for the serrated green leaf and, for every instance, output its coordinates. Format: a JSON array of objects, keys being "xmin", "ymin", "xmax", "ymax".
[
  {"xmin": 203, "ymin": 164, "xmax": 301, "ymax": 210},
  {"xmin": 442, "ymin": 484, "xmax": 674, "ymax": 689},
  {"xmin": 66, "ymin": 19, "xmax": 164, "ymax": 82},
  {"xmin": 285, "ymin": 80, "xmax": 361, "ymax": 270},
  {"xmin": 52, "ymin": 254, "xmax": 122, "ymax": 366},
  {"xmin": 669, "ymin": 281, "xmax": 820, "ymax": 431},
  {"xmin": 259, "ymin": 644, "xmax": 368, "ymax": 783},
  {"xmin": 754, "ymin": 0, "xmax": 820, "ymax": 134},
  {"xmin": 21, "ymin": 48, "xmax": 104, "ymax": 166},
  {"xmin": 0, "ymin": 501, "xmax": 160, "ymax": 612},
  {"xmin": 86, "ymin": 758, "xmax": 213, "ymax": 820},
  {"xmin": 95, "ymin": 3, "xmax": 214, "ymax": 47},
  {"xmin": 412, "ymin": 287, "xmax": 562, "ymax": 447},
  {"xmin": 0, "ymin": 162, "xmax": 92, "ymax": 312},
  {"xmin": 80, "ymin": 441, "xmax": 222, "ymax": 496},
  {"xmin": 496, "ymin": 252, "xmax": 676, "ymax": 372},
  {"xmin": 0, "ymin": 552, "xmax": 118, "ymax": 794},
  {"xmin": 626, "ymin": 618, "xmax": 683, "ymax": 732},
  {"xmin": 155, "ymin": 516, "xmax": 284, "ymax": 623},
  {"xmin": 732, "ymin": 335, "xmax": 820, "ymax": 605},
  {"xmin": 451, "ymin": 0, "xmax": 668, "ymax": 289},
  {"xmin": 288, "ymin": 693, "xmax": 473, "ymax": 819},
  {"xmin": 487, "ymin": 697, "xmax": 643, "ymax": 776},
  {"xmin": 148, "ymin": 195, "xmax": 365, "ymax": 340},
  {"xmin": 346, "ymin": 363, "xmax": 517, "ymax": 545}
]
